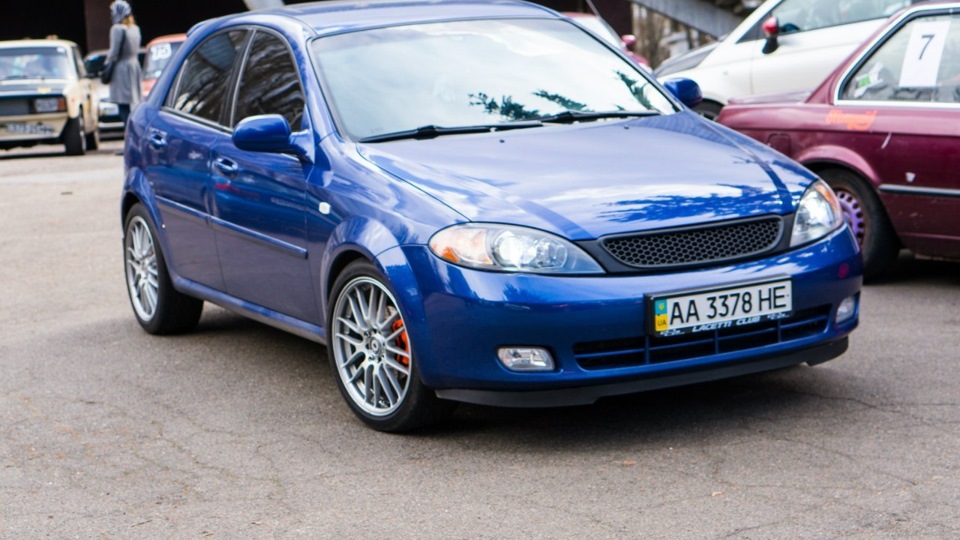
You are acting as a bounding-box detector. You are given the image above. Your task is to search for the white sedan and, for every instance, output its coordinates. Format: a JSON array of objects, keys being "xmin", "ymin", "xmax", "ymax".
[{"xmin": 655, "ymin": 0, "xmax": 925, "ymax": 118}]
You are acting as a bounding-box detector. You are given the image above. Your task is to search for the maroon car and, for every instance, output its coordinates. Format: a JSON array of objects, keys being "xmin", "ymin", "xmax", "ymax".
[{"xmin": 718, "ymin": 1, "xmax": 960, "ymax": 280}]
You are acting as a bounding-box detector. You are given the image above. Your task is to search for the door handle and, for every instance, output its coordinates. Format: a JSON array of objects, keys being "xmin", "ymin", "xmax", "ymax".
[
  {"xmin": 148, "ymin": 132, "xmax": 167, "ymax": 150},
  {"xmin": 214, "ymin": 157, "xmax": 239, "ymax": 176}
]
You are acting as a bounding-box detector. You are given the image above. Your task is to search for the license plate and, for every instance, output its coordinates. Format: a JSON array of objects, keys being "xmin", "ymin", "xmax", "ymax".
[
  {"xmin": 650, "ymin": 279, "xmax": 793, "ymax": 336},
  {"xmin": 6, "ymin": 122, "xmax": 55, "ymax": 135}
]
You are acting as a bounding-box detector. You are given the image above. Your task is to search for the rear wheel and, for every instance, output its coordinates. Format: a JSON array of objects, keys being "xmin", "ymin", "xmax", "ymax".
[
  {"xmin": 328, "ymin": 260, "xmax": 453, "ymax": 432},
  {"xmin": 63, "ymin": 115, "xmax": 86, "ymax": 156},
  {"xmin": 820, "ymin": 168, "xmax": 899, "ymax": 281},
  {"xmin": 123, "ymin": 204, "xmax": 203, "ymax": 334},
  {"xmin": 85, "ymin": 119, "xmax": 100, "ymax": 151}
]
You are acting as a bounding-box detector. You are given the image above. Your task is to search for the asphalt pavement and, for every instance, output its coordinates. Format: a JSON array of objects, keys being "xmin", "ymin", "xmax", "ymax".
[{"xmin": 1, "ymin": 139, "xmax": 959, "ymax": 538}]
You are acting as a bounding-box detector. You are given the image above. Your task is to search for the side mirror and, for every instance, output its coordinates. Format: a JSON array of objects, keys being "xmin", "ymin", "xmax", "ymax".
[
  {"xmin": 762, "ymin": 16, "xmax": 779, "ymax": 55},
  {"xmin": 233, "ymin": 114, "xmax": 300, "ymax": 154},
  {"xmin": 620, "ymin": 34, "xmax": 637, "ymax": 49},
  {"xmin": 662, "ymin": 78, "xmax": 703, "ymax": 109},
  {"xmin": 84, "ymin": 56, "xmax": 105, "ymax": 78}
]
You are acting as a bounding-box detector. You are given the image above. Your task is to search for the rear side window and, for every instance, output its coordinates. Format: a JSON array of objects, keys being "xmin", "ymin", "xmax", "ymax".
[
  {"xmin": 168, "ymin": 30, "xmax": 247, "ymax": 125},
  {"xmin": 232, "ymin": 30, "xmax": 305, "ymax": 131},
  {"xmin": 842, "ymin": 13, "xmax": 960, "ymax": 103}
]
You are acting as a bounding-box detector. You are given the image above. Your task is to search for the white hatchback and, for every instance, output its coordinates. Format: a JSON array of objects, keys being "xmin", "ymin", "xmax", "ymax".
[{"xmin": 655, "ymin": 0, "xmax": 926, "ymax": 118}]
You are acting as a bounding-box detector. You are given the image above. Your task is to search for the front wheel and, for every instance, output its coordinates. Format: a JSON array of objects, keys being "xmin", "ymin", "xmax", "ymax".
[
  {"xmin": 123, "ymin": 204, "xmax": 203, "ymax": 334},
  {"xmin": 328, "ymin": 260, "xmax": 453, "ymax": 432},
  {"xmin": 820, "ymin": 168, "xmax": 900, "ymax": 281},
  {"xmin": 63, "ymin": 116, "xmax": 86, "ymax": 156}
]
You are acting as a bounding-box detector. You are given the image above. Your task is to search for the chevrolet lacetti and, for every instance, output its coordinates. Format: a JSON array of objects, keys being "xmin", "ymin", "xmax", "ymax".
[{"xmin": 120, "ymin": 0, "xmax": 862, "ymax": 431}]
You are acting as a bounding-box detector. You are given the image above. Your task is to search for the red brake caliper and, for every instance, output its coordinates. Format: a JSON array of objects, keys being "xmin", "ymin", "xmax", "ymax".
[{"xmin": 392, "ymin": 319, "xmax": 410, "ymax": 366}]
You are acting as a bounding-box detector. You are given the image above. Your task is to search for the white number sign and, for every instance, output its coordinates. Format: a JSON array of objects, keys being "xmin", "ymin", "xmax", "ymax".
[{"xmin": 899, "ymin": 20, "xmax": 951, "ymax": 88}]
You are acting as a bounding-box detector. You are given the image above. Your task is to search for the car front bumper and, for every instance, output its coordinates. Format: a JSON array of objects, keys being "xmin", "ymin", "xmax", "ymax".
[
  {"xmin": 0, "ymin": 113, "xmax": 69, "ymax": 143},
  {"xmin": 381, "ymin": 226, "xmax": 862, "ymax": 406}
]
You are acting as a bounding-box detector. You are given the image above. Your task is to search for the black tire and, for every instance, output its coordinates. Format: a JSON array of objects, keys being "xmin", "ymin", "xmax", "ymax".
[
  {"xmin": 327, "ymin": 260, "xmax": 454, "ymax": 432},
  {"xmin": 123, "ymin": 203, "xmax": 203, "ymax": 334},
  {"xmin": 63, "ymin": 115, "xmax": 86, "ymax": 156},
  {"xmin": 694, "ymin": 100, "xmax": 723, "ymax": 121},
  {"xmin": 85, "ymin": 121, "xmax": 100, "ymax": 151},
  {"xmin": 820, "ymin": 168, "xmax": 900, "ymax": 281}
]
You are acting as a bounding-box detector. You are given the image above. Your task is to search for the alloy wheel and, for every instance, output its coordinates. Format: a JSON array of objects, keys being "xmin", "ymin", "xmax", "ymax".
[
  {"xmin": 125, "ymin": 215, "xmax": 159, "ymax": 322},
  {"xmin": 331, "ymin": 276, "xmax": 412, "ymax": 417}
]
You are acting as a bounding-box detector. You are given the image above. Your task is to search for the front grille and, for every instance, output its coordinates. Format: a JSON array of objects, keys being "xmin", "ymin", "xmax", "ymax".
[
  {"xmin": 0, "ymin": 98, "xmax": 31, "ymax": 116},
  {"xmin": 601, "ymin": 217, "xmax": 783, "ymax": 268},
  {"xmin": 573, "ymin": 306, "xmax": 830, "ymax": 370}
]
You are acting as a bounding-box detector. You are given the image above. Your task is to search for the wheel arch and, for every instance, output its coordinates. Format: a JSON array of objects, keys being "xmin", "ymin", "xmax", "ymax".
[{"xmin": 795, "ymin": 145, "xmax": 881, "ymax": 190}]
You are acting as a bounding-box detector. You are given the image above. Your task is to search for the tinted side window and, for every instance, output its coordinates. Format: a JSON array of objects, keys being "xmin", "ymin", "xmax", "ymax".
[
  {"xmin": 233, "ymin": 31, "xmax": 305, "ymax": 130},
  {"xmin": 842, "ymin": 13, "xmax": 960, "ymax": 103},
  {"xmin": 169, "ymin": 30, "xmax": 247, "ymax": 124}
]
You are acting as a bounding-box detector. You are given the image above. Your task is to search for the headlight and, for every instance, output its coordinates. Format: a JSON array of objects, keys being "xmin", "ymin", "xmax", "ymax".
[
  {"xmin": 790, "ymin": 180, "xmax": 844, "ymax": 247},
  {"xmin": 429, "ymin": 224, "xmax": 604, "ymax": 274},
  {"xmin": 33, "ymin": 97, "xmax": 66, "ymax": 113}
]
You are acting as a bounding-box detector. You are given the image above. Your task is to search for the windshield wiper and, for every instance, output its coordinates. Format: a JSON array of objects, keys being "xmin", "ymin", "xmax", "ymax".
[
  {"xmin": 536, "ymin": 110, "xmax": 661, "ymax": 124},
  {"xmin": 359, "ymin": 121, "xmax": 542, "ymax": 143}
]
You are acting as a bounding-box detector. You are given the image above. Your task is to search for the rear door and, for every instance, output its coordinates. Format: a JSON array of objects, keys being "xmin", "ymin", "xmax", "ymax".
[{"xmin": 143, "ymin": 29, "xmax": 248, "ymax": 290}]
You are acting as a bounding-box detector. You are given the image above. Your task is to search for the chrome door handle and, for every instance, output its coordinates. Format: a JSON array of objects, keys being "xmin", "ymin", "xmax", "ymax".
[{"xmin": 214, "ymin": 157, "xmax": 239, "ymax": 175}]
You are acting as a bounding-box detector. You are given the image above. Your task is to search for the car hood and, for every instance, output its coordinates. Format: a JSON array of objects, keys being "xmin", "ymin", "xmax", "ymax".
[{"xmin": 358, "ymin": 112, "xmax": 805, "ymax": 240}]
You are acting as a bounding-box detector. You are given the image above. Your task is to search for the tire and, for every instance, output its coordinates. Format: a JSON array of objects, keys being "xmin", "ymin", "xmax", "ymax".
[
  {"xmin": 63, "ymin": 115, "xmax": 86, "ymax": 156},
  {"xmin": 694, "ymin": 100, "xmax": 723, "ymax": 121},
  {"xmin": 820, "ymin": 168, "xmax": 900, "ymax": 281},
  {"xmin": 328, "ymin": 260, "xmax": 454, "ymax": 432},
  {"xmin": 123, "ymin": 204, "xmax": 203, "ymax": 334},
  {"xmin": 85, "ymin": 121, "xmax": 100, "ymax": 151}
]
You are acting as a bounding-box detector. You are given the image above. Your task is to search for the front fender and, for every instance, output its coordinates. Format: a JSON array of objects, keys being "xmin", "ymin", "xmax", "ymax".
[{"xmin": 316, "ymin": 216, "xmax": 403, "ymax": 320}]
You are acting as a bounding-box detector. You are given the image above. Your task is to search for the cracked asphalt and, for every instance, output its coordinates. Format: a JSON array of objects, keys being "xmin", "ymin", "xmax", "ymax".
[{"xmin": 2, "ymin": 139, "xmax": 959, "ymax": 538}]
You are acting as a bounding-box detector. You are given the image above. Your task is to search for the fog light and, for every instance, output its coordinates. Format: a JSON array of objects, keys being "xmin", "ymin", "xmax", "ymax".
[
  {"xmin": 836, "ymin": 295, "xmax": 857, "ymax": 324},
  {"xmin": 497, "ymin": 347, "xmax": 554, "ymax": 372}
]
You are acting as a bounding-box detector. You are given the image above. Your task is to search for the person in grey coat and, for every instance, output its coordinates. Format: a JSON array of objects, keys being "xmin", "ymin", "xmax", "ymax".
[{"xmin": 107, "ymin": 0, "xmax": 142, "ymax": 128}]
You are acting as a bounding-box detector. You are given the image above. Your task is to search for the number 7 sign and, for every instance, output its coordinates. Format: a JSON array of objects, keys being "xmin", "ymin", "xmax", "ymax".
[{"xmin": 899, "ymin": 20, "xmax": 951, "ymax": 88}]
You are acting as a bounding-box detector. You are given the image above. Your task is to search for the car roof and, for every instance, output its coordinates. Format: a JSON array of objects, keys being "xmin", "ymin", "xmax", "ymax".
[
  {"xmin": 145, "ymin": 33, "xmax": 187, "ymax": 47},
  {"xmin": 0, "ymin": 39, "xmax": 79, "ymax": 50},
  {"xmin": 201, "ymin": 0, "xmax": 560, "ymax": 38}
]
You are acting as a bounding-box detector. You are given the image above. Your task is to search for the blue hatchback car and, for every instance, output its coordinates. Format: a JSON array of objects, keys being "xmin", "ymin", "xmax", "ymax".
[{"xmin": 121, "ymin": 0, "xmax": 862, "ymax": 431}]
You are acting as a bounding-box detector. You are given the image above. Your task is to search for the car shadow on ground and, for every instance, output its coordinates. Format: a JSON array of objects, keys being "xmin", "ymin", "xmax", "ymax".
[
  {"xmin": 867, "ymin": 252, "xmax": 960, "ymax": 287},
  {"xmin": 173, "ymin": 306, "xmax": 853, "ymax": 444}
]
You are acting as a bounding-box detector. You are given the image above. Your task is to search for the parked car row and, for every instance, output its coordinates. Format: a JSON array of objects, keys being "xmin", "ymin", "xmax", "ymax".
[
  {"xmin": 0, "ymin": 39, "xmax": 100, "ymax": 155},
  {"xmin": 0, "ymin": 32, "xmax": 186, "ymax": 156},
  {"xmin": 656, "ymin": 0, "xmax": 958, "ymax": 279},
  {"xmin": 717, "ymin": 2, "xmax": 960, "ymax": 280}
]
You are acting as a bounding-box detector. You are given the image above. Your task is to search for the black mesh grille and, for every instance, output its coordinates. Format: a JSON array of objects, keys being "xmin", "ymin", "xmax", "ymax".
[
  {"xmin": 574, "ymin": 306, "xmax": 831, "ymax": 370},
  {"xmin": 0, "ymin": 98, "xmax": 31, "ymax": 116},
  {"xmin": 602, "ymin": 217, "xmax": 782, "ymax": 268}
]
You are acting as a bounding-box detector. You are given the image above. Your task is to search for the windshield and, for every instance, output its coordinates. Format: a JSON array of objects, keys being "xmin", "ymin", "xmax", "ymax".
[
  {"xmin": 143, "ymin": 41, "xmax": 184, "ymax": 79},
  {"xmin": 310, "ymin": 19, "xmax": 675, "ymax": 141},
  {"xmin": 0, "ymin": 46, "xmax": 73, "ymax": 80},
  {"xmin": 572, "ymin": 16, "xmax": 622, "ymax": 49}
]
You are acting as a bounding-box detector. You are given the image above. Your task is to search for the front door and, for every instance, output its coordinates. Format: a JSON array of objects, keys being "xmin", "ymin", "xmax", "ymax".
[{"xmin": 211, "ymin": 29, "xmax": 320, "ymax": 323}]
